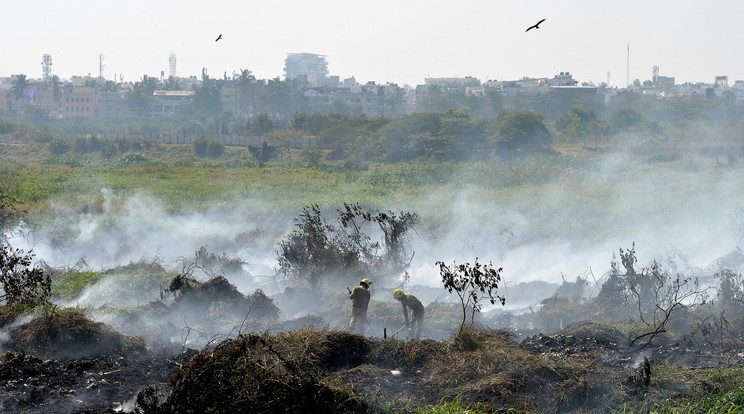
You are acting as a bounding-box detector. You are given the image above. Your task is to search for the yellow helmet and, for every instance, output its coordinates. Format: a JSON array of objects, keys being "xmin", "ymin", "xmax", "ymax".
[
  {"xmin": 393, "ymin": 289, "xmax": 404, "ymax": 300},
  {"xmin": 361, "ymin": 278, "xmax": 371, "ymax": 288}
]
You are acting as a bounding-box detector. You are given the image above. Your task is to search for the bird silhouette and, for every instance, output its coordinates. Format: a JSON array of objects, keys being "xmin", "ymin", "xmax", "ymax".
[
  {"xmin": 525, "ymin": 18, "xmax": 546, "ymax": 32},
  {"xmin": 215, "ymin": 34, "xmax": 223, "ymax": 42}
]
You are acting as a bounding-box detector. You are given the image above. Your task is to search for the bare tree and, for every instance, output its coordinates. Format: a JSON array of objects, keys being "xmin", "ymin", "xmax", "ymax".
[
  {"xmin": 607, "ymin": 243, "xmax": 708, "ymax": 349},
  {"xmin": 338, "ymin": 202, "xmax": 417, "ymax": 284},
  {"xmin": 276, "ymin": 203, "xmax": 417, "ymax": 289},
  {"xmin": 438, "ymin": 258, "xmax": 505, "ymax": 334}
]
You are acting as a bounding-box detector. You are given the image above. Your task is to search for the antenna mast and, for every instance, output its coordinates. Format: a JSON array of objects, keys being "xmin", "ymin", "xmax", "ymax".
[
  {"xmin": 41, "ymin": 54, "xmax": 52, "ymax": 81},
  {"xmin": 99, "ymin": 54, "xmax": 105, "ymax": 79},
  {"xmin": 626, "ymin": 44, "xmax": 630, "ymax": 87},
  {"xmin": 169, "ymin": 53, "xmax": 177, "ymax": 78}
]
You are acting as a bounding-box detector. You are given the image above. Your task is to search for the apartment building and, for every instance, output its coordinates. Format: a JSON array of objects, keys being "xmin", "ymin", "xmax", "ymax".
[
  {"xmin": 61, "ymin": 86, "xmax": 97, "ymax": 118},
  {"xmin": 0, "ymin": 85, "xmax": 8, "ymax": 110},
  {"xmin": 284, "ymin": 53, "xmax": 328, "ymax": 87},
  {"xmin": 30, "ymin": 81, "xmax": 59, "ymax": 117}
]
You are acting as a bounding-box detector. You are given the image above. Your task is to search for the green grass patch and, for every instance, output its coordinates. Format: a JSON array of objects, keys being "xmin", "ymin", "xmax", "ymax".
[
  {"xmin": 50, "ymin": 269, "xmax": 106, "ymax": 301},
  {"xmin": 4, "ymin": 141, "xmax": 744, "ymax": 257}
]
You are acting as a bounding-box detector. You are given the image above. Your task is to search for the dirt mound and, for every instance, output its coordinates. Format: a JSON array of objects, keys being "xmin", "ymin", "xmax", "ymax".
[
  {"xmin": 139, "ymin": 333, "xmax": 369, "ymax": 414},
  {"xmin": 144, "ymin": 328, "xmax": 614, "ymax": 412},
  {"xmin": 247, "ymin": 288, "xmax": 280, "ymax": 319},
  {"xmin": 314, "ymin": 331, "xmax": 372, "ymax": 370},
  {"xmin": 167, "ymin": 275, "xmax": 279, "ymax": 320},
  {"xmin": 5, "ymin": 308, "xmax": 145, "ymax": 359}
]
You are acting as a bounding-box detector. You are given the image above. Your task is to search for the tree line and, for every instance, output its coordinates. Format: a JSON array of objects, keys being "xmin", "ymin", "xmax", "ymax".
[{"xmin": 3, "ymin": 69, "xmax": 744, "ymax": 163}]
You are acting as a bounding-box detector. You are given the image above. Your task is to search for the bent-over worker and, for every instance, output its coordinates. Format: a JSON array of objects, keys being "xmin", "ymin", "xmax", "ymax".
[{"xmin": 393, "ymin": 289, "xmax": 424, "ymax": 340}]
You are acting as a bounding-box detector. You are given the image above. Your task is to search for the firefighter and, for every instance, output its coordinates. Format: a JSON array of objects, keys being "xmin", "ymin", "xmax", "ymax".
[
  {"xmin": 349, "ymin": 278, "xmax": 371, "ymax": 335},
  {"xmin": 393, "ymin": 289, "xmax": 425, "ymax": 340}
]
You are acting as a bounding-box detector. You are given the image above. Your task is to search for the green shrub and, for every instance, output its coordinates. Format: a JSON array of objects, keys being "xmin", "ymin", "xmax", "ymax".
[
  {"xmin": 193, "ymin": 137, "xmax": 208, "ymax": 157},
  {"xmin": 116, "ymin": 138, "xmax": 131, "ymax": 153},
  {"xmin": 207, "ymin": 139, "xmax": 225, "ymax": 158},
  {"xmin": 172, "ymin": 158, "xmax": 195, "ymax": 167},
  {"xmin": 73, "ymin": 137, "xmax": 88, "ymax": 154},
  {"xmin": 119, "ymin": 153, "xmax": 148, "ymax": 165},
  {"xmin": 100, "ymin": 142, "xmax": 117, "ymax": 159},
  {"xmin": 49, "ymin": 138, "xmax": 71, "ymax": 155},
  {"xmin": 32, "ymin": 127, "xmax": 54, "ymax": 143}
]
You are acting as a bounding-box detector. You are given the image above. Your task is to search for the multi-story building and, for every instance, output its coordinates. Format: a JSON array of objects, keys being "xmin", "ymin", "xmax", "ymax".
[
  {"xmin": 61, "ymin": 86, "xmax": 97, "ymax": 118},
  {"xmin": 498, "ymin": 77, "xmax": 549, "ymax": 98},
  {"xmin": 29, "ymin": 81, "xmax": 59, "ymax": 117},
  {"xmin": 284, "ymin": 53, "xmax": 328, "ymax": 87},
  {"xmin": 151, "ymin": 90, "xmax": 194, "ymax": 116},
  {"xmin": 548, "ymin": 72, "xmax": 578, "ymax": 86},
  {"xmin": 98, "ymin": 90, "xmax": 134, "ymax": 118}
]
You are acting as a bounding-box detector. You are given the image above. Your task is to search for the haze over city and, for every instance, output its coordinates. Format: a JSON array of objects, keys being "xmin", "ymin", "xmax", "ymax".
[{"xmin": 3, "ymin": 0, "xmax": 744, "ymax": 86}]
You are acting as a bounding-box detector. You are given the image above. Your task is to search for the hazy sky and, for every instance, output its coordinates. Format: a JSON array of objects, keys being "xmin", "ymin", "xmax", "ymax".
[{"xmin": 3, "ymin": 0, "xmax": 743, "ymax": 87}]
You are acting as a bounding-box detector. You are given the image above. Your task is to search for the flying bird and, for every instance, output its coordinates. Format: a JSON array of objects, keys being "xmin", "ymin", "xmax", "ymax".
[
  {"xmin": 215, "ymin": 34, "xmax": 223, "ymax": 42},
  {"xmin": 525, "ymin": 18, "xmax": 546, "ymax": 32}
]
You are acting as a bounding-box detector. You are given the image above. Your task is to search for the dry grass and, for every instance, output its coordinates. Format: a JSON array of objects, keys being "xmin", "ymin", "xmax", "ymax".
[{"xmin": 154, "ymin": 327, "xmax": 629, "ymax": 412}]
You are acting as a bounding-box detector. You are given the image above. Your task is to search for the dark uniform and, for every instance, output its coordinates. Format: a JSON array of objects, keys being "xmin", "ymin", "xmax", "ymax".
[
  {"xmin": 400, "ymin": 293, "xmax": 425, "ymax": 340},
  {"xmin": 349, "ymin": 285, "xmax": 371, "ymax": 335}
]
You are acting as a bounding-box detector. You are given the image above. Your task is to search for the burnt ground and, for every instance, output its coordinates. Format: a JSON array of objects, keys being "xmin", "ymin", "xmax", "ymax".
[
  {"xmin": 0, "ymin": 346, "xmax": 196, "ymax": 414},
  {"xmin": 2, "ymin": 319, "xmax": 744, "ymax": 413},
  {"xmin": 3, "ymin": 277, "xmax": 744, "ymax": 413},
  {"xmin": 0, "ymin": 307, "xmax": 199, "ymax": 414}
]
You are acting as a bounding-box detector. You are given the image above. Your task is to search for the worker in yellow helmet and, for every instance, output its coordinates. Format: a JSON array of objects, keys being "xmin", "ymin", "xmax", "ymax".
[
  {"xmin": 393, "ymin": 289, "xmax": 425, "ymax": 340},
  {"xmin": 349, "ymin": 278, "xmax": 372, "ymax": 335}
]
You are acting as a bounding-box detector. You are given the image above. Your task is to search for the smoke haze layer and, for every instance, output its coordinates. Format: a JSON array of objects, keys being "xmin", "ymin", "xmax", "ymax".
[{"xmin": 8, "ymin": 153, "xmax": 744, "ymax": 312}]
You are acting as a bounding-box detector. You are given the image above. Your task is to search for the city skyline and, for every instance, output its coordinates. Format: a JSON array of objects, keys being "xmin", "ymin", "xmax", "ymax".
[{"xmin": 3, "ymin": 0, "xmax": 744, "ymax": 87}]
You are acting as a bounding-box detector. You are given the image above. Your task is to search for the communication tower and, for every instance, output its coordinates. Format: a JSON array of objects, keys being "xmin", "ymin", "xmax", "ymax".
[
  {"xmin": 41, "ymin": 54, "xmax": 52, "ymax": 81},
  {"xmin": 169, "ymin": 53, "xmax": 177, "ymax": 78},
  {"xmin": 626, "ymin": 44, "xmax": 630, "ymax": 87},
  {"xmin": 652, "ymin": 66, "xmax": 659, "ymax": 85},
  {"xmin": 99, "ymin": 54, "xmax": 105, "ymax": 79}
]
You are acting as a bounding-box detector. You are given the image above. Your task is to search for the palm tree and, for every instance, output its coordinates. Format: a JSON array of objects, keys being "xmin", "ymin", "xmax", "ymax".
[
  {"xmin": 10, "ymin": 74, "xmax": 30, "ymax": 103},
  {"xmin": 127, "ymin": 75, "xmax": 161, "ymax": 116},
  {"xmin": 100, "ymin": 80, "xmax": 118, "ymax": 92},
  {"xmin": 50, "ymin": 75, "xmax": 62, "ymax": 115},
  {"xmin": 385, "ymin": 83, "xmax": 406, "ymax": 116},
  {"xmin": 84, "ymin": 79, "xmax": 100, "ymax": 90},
  {"xmin": 235, "ymin": 69, "xmax": 256, "ymax": 117},
  {"xmin": 163, "ymin": 76, "xmax": 182, "ymax": 91}
]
